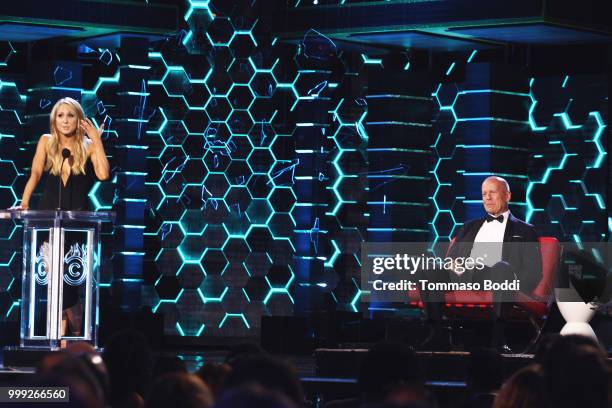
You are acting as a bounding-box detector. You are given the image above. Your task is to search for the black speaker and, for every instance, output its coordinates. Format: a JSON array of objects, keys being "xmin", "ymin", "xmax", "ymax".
[
  {"xmin": 261, "ymin": 316, "xmax": 315, "ymax": 354},
  {"xmin": 99, "ymin": 306, "xmax": 163, "ymax": 348},
  {"xmin": 0, "ymin": 321, "xmax": 19, "ymax": 347}
]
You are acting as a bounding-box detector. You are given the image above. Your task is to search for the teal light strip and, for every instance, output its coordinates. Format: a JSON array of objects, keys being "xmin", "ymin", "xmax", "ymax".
[
  {"xmin": 446, "ymin": 62, "xmax": 456, "ymax": 76},
  {"xmin": 461, "ymin": 172, "xmax": 528, "ymax": 179},
  {"xmin": 467, "ymin": 50, "xmax": 477, "ymax": 63}
]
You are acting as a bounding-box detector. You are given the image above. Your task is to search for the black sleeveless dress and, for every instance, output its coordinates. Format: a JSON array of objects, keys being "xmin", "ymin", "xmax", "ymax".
[
  {"xmin": 37, "ymin": 159, "xmax": 97, "ymax": 309},
  {"xmin": 38, "ymin": 159, "xmax": 96, "ymax": 211}
]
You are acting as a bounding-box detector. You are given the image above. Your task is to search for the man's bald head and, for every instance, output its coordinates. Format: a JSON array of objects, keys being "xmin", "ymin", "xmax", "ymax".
[
  {"xmin": 481, "ymin": 176, "xmax": 511, "ymax": 216},
  {"xmin": 482, "ymin": 176, "xmax": 510, "ymax": 193}
]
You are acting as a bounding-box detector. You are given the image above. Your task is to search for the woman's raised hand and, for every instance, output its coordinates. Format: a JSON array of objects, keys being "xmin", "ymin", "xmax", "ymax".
[{"xmin": 80, "ymin": 118, "xmax": 104, "ymax": 142}]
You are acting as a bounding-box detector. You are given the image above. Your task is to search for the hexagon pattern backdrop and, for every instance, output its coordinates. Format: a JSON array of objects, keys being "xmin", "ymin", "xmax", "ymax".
[{"xmin": 0, "ymin": 1, "xmax": 609, "ymax": 337}]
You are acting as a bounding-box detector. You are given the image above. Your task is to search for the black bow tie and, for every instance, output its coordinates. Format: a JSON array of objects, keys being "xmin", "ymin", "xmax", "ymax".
[{"xmin": 486, "ymin": 214, "xmax": 504, "ymax": 223}]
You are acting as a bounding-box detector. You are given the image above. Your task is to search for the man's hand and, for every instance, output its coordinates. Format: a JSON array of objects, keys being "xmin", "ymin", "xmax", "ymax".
[{"xmin": 450, "ymin": 259, "xmax": 466, "ymax": 276}]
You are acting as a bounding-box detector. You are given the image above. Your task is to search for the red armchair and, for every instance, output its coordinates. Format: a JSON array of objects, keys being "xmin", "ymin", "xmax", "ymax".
[{"xmin": 411, "ymin": 237, "xmax": 560, "ymax": 350}]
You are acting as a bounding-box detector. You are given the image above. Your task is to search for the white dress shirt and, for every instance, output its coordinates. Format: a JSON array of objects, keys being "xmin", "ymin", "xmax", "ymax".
[{"xmin": 470, "ymin": 210, "xmax": 509, "ymax": 267}]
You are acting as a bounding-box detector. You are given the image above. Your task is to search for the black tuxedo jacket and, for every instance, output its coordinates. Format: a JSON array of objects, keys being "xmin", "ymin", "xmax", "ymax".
[{"xmin": 448, "ymin": 213, "xmax": 542, "ymax": 293}]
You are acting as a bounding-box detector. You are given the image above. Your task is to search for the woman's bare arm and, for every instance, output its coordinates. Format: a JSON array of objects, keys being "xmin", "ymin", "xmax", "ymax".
[
  {"xmin": 82, "ymin": 118, "xmax": 110, "ymax": 181},
  {"xmin": 18, "ymin": 135, "xmax": 48, "ymax": 209}
]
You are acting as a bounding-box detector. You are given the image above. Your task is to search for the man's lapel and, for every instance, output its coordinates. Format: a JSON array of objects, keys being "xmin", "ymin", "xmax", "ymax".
[
  {"xmin": 502, "ymin": 213, "xmax": 516, "ymax": 262},
  {"xmin": 503, "ymin": 212, "xmax": 515, "ymax": 242}
]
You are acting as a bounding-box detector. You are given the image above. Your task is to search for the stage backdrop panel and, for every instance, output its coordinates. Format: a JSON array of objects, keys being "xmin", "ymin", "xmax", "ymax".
[{"xmin": 0, "ymin": 1, "xmax": 608, "ymax": 338}]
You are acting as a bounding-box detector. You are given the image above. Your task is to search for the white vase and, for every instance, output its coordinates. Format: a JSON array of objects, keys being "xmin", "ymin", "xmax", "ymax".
[{"xmin": 555, "ymin": 288, "xmax": 597, "ymax": 340}]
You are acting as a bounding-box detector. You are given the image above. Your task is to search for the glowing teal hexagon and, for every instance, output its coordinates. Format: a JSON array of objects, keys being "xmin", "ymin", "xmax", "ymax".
[
  {"xmin": 0, "ymin": 42, "xmax": 16, "ymax": 66},
  {"xmin": 263, "ymin": 264, "xmax": 295, "ymax": 305},
  {"xmin": 178, "ymin": 235, "xmax": 207, "ymax": 263},
  {"xmin": 179, "ymin": 209, "xmax": 208, "ymax": 235},
  {"xmin": 245, "ymin": 199, "xmax": 274, "ymax": 225},
  {"xmin": 0, "ymin": 159, "xmax": 20, "ymax": 187},
  {"xmin": 203, "ymin": 172, "xmax": 231, "ymax": 199}
]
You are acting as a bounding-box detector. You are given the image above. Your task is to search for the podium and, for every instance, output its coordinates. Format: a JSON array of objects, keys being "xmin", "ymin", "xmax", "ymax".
[{"xmin": 0, "ymin": 210, "xmax": 114, "ymax": 350}]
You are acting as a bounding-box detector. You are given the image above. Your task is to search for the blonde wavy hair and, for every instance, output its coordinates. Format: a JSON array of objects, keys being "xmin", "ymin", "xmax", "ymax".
[{"xmin": 45, "ymin": 97, "xmax": 89, "ymax": 176}]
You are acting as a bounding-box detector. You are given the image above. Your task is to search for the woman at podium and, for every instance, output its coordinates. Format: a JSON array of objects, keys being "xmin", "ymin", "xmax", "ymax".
[
  {"xmin": 18, "ymin": 97, "xmax": 109, "ymax": 210},
  {"xmin": 15, "ymin": 97, "xmax": 109, "ymax": 336}
]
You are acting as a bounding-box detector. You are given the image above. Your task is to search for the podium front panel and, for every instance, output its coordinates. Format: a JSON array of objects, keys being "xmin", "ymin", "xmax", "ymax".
[
  {"xmin": 0, "ymin": 210, "xmax": 113, "ymax": 350},
  {"xmin": 12, "ymin": 212, "xmax": 110, "ymax": 350}
]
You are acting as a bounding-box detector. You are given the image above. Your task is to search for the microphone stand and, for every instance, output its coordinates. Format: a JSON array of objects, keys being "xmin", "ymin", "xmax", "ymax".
[{"xmin": 57, "ymin": 148, "xmax": 71, "ymax": 211}]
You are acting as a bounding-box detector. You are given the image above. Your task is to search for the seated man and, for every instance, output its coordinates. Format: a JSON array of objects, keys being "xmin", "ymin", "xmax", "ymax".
[{"xmin": 420, "ymin": 176, "xmax": 542, "ymax": 351}]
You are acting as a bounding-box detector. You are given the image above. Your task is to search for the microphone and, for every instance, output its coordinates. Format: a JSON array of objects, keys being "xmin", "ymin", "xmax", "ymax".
[{"xmin": 57, "ymin": 148, "xmax": 71, "ymax": 211}]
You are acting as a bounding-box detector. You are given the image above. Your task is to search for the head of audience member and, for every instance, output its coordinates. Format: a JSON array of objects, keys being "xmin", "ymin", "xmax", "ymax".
[
  {"xmin": 103, "ymin": 329, "xmax": 154, "ymax": 407},
  {"xmin": 196, "ymin": 362, "xmax": 232, "ymax": 399},
  {"xmin": 67, "ymin": 341, "xmax": 97, "ymax": 354},
  {"xmin": 466, "ymin": 348, "xmax": 503, "ymax": 394},
  {"xmin": 360, "ymin": 402, "xmax": 437, "ymax": 408},
  {"xmin": 357, "ymin": 341, "xmax": 428, "ymax": 406},
  {"xmin": 145, "ymin": 372, "xmax": 213, "ymax": 408},
  {"xmin": 222, "ymin": 354, "xmax": 304, "ymax": 406},
  {"xmin": 224, "ymin": 342, "xmax": 266, "ymax": 366},
  {"xmin": 153, "ymin": 355, "xmax": 188, "ymax": 380},
  {"xmin": 214, "ymin": 384, "xmax": 298, "ymax": 408},
  {"xmin": 36, "ymin": 353, "xmax": 106, "ymax": 408},
  {"xmin": 539, "ymin": 335, "xmax": 610, "ymax": 408},
  {"xmin": 532, "ymin": 333, "xmax": 561, "ymax": 363},
  {"xmin": 66, "ymin": 342, "xmax": 111, "ymax": 402},
  {"xmin": 533, "ymin": 333, "xmax": 602, "ymax": 364},
  {"xmin": 481, "ymin": 176, "xmax": 511, "ymax": 217},
  {"xmin": 492, "ymin": 364, "xmax": 546, "ymax": 408},
  {"xmin": 38, "ymin": 350, "xmax": 71, "ymax": 374}
]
